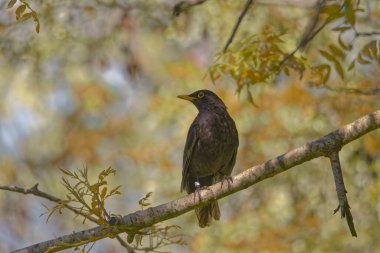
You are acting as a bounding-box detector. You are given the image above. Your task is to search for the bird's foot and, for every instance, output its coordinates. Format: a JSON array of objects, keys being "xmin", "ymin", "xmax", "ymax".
[
  {"xmin": 220, "ymin": 175, "xmax": 233, "ymax": 190},
  {"xmin": 193, "ymin": 182, "xmax": 215, "ymax": 203}
]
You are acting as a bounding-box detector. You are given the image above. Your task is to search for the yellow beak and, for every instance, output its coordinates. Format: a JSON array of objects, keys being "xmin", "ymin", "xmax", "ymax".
[{"xmin": 177, "ymin": 94, "xmax": 196, "ymax": 101}]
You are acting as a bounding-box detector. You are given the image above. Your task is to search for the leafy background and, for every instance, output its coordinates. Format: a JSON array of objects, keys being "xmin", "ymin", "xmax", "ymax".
[{"xmin": 0, "ymin": 0, "xmax": 380, "ymax": 252}]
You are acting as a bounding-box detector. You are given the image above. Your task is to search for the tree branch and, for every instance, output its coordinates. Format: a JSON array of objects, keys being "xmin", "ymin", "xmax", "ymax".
[
  {"xmin": 329, "ymin": 152, "xmax": 357, "ymax": 237},
  {"xmin": 223, "ymin": 0, "xmax": 254, "ymax": 53},
  {"xmin": 12, "ymin": 109, "xmax": 380, "ymax": 253}
]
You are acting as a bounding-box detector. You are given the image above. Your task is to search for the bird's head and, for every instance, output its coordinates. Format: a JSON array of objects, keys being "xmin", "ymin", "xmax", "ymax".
[{"xmin": 177, "ymin": 90, "xmax": 227, "ymax": 111}]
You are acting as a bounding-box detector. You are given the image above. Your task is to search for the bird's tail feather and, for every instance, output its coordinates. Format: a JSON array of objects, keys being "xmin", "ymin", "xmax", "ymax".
[{"xmin": 195, "ymin": 200, "xmax": 220, "ymax": 228}]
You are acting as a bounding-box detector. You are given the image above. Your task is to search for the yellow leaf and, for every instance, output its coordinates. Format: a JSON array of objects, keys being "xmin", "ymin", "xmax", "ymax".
[{"xmin": 345, "ymin": 0, "xmax": 355, "ymax": 25}]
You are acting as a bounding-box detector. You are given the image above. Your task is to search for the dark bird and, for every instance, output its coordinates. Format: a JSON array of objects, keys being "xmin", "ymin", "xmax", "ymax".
[{"xmin": 177, "ymin": 89, "xmax": 239, "ymax": 227}]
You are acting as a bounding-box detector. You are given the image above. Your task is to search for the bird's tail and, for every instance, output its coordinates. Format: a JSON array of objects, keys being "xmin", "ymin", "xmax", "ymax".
[{"xmin": 195, "ymin": 200, "xmax": 220, "ymax": 228}]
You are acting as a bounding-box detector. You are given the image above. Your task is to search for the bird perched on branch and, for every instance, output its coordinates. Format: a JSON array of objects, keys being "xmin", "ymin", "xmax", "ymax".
[{"xmin": 177, "ymin": 89, "xmax": 239, "ymax": 227}]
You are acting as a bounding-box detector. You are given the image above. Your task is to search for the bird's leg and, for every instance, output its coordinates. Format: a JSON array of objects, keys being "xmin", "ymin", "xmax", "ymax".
[
  {"xmin": 219, "ymin": 172, "xmax": 233, "ymax": 190},
  {"xmin": 194, "ymin": 180, "xmax": 202, "ymax": 202},
  {"xmin": 193, "ymin": 177, "xmax": 216, "ymax": 203}
]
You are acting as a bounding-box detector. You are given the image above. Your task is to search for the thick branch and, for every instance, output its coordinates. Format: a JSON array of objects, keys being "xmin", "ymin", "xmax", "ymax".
[
  {"xmin": 329, "ymin": 152, "xmax": 357, "ymax": 237},
  {"xmin": 12, "ymin": 110, "xmax": 380, "ymax": 253}
]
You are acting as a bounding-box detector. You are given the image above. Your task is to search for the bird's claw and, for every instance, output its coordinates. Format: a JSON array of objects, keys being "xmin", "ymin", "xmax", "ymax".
[
  {"xmin": 193, "ymin": 183, "xmax": 215, "ymax": 203},
  {"xmin": 221, "ymin": 175, "xmax": 233, "ymax": 190}
]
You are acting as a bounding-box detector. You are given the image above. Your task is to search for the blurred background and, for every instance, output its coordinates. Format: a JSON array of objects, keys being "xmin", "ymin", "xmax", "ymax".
[{"xmin": 1, "ymin": 0, "xmax": 380, "ymax": 252}]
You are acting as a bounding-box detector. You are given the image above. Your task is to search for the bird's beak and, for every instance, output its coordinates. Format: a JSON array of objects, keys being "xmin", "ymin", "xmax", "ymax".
[{"xmin": 177, "ymin": 94, "xmax": 196, "ymax": 101}]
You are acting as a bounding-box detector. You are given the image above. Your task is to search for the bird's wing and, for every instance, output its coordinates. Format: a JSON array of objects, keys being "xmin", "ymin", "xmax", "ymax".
[
  {"xmin": 216, "ymin": 124, "xmax": 239, "ymax": 181},
  {"xmin": 181, "ymin": 122, "xmax": 198, "ymax": 192},
  {"xmin": 225, "ymin": 127, "xmax": 239, "ymax": 176}
]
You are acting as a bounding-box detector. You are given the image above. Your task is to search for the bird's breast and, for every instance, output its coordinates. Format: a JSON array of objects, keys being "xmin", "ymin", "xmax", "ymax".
[{"xmin": 190, "ymin": 112, "xmax": 237, "ymax": 176}]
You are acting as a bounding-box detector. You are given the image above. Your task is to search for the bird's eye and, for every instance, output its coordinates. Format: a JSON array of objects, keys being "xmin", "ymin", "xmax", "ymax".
[{"xmin": 197, "ymin": 92, "xmax": 204, "ymax": 98}]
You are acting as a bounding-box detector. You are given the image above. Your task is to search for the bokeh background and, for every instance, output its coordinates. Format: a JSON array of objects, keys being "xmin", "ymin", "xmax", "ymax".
[{"xmin": 1, "ymin": 0, "xmax": 380, "ymax": 252}]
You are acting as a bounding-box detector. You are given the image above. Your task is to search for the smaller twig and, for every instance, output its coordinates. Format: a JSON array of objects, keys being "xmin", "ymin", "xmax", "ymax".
[
  {"xmin": 278, "ymin": 0, "xmax": 326, "ymax": 67},
  {"xmin": 297, "ymin": 0, "xmax": 324, "ymax": 49},
  {"xmin": 0, "ymin": 183, "xmax": 97, "ymax": 222},
  {"xmin": 223, "ymin": 0, "xmax": 254, "ymax": 53},
  {"xmin": 355, "ymin": 31, "xmax": 380, "ymax": 37},
  {"xmin": 329, "ymin": 152, "xmax": 357, "ymax": 237},
  {"xmin": 116, "ymin": 236, "xmax": 136, "ymax": 253},
  {"xmin": 173, "ymin": 0, "xmax": 208, "ymax": 16},
  {"xmin": 0, "ymin": 184, "xmax": 135, "ymax": 252},
  {"xmin": 324, "ymin": 84, "xmax": 380, "ymax": 96}
]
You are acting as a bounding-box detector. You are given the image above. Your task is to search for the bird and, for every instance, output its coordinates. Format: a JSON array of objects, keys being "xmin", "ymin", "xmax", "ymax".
[{"xmin": 177, "ymin": 89, "xmax": 239, "ymax": 227}]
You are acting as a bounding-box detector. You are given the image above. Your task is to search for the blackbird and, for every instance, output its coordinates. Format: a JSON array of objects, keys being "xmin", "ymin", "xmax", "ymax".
[{"xmin": 177, "ymin": 89, "xmax": 239, "ymax": 227}]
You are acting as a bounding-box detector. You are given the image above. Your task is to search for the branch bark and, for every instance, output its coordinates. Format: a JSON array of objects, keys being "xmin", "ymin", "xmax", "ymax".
[
  {"xmin": 12, "ymin": 109, "xmax": 380, "ymax": 253},
  {"xmin": 329, "ymin": 152, "xmax": 357, "ymax": 237}
]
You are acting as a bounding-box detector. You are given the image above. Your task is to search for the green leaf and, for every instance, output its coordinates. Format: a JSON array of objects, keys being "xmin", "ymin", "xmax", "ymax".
[
  {"xmin": 345, "ymin": 0, "xmax": 355, "ymax": 26},
  {"xmin": 7, "ymin": 0, "xmax": 17, "ymax": 9},
  {"xmin": 100, "ymin": 187, "xmax": 107, "ymax": 199},
  {"xmin": 329, "ymin": 44, "xmax": 345, "ymax": 59},
  {"xmin": 322, "ymin": 65, "xmax": 331, "ymax": 84},
  {"xmin": 320, "ymin": 50, "xmax": 344, "ymax": 79},
  {"xmin": 60, "ymin": 168, "xmax": 74, "ymax": 177},
  {"xmin": 15, "ymin": 4, "xmax": 26, "ymax": 20},
  {"xmin": 334, "ymin": 61, "xmax": 344, "ymax": 79},
  {"xmin": 357, "ymin": 54, "xmax": 371, "ymax": 64},
  {"xmin": 18, "ymin": 12, "xmax": 32, "ymax": 22},
  {"xmin": 283, "ymin": 66, "xmax": 289, "ymax": 76},
  {"xmin": 338, "ymin": 35, "xmax": 349, "ymax": 50},
  {"xmin": 319, "ymin": 50, "xmax": 337, "ymax": 63},
  {"xmin": 108, "ymin": 185, "xmax": 122, "ymax": 196},
  {"xmin": 321, "ymin": 4, "xmax": 344, "ymax": 23},
  {"xmin": 246, "ymin": 88, "xmax": 258, "ymax": 107},
  {"xmin": 332, "ymin": 26, "xmax": 352, "ymax": 32},
  {"xmin": 361, "ymin": 40, "xmax": 380, "ymax": 62},
  {"xmin": 321, "ymin": 4, "xmax": 341, "ymax": 15},
  {"xmin": 314, "ymin": 64, "xmax": 331, "ymax": 84},
  {"xmin": 89, "ymin": 181, "xmax": 107, "ymax": 192},
  {"xmin": 348, "ymin": 60, "xmax": 355, "ymax": 71}
]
